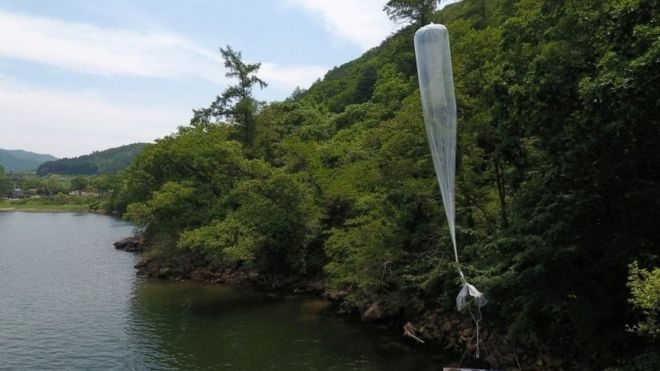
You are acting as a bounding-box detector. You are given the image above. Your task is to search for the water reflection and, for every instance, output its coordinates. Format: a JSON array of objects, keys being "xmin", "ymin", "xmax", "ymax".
[
  {"xmin": 127, "ymin": 280, "xmax": 447, "ymax": 371},
  {"xmin": 0, "ymin": 212, "xmax": 448, "ymax": 370}
]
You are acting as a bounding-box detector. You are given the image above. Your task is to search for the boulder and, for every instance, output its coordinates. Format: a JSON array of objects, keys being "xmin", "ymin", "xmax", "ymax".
[{"xmin": 113, "ymin": 237, "xmax": 143, "ymax": 252}]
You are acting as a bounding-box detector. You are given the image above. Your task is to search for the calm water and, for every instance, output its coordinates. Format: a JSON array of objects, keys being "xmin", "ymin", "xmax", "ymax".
[{"xmin": 0, "ymin": 212, "xmax": 448, "ymax": 370}]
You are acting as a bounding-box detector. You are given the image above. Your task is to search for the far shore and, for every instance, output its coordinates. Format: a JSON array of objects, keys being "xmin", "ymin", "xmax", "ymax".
[
  {"xmin": 0, "ymin": 196, "xmax": 107, "ymax": 214},
  {"xmin": 0, "ymin": 207, "xmax": 91, "ymax": 213}
]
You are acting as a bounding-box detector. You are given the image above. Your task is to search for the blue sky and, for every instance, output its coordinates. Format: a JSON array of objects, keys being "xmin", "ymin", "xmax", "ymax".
[{"xmin": 0, "ymin": 0, "xmax": 458, "ymax": 157}]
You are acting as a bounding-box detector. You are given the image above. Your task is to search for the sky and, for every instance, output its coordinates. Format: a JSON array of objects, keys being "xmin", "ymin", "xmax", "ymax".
[{"xmin": 0, "ymin": 0, "xmax": 460, "ymax": 158}]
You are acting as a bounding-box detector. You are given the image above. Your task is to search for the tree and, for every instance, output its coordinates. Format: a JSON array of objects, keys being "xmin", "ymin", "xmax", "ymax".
[
  {"xmin": 192, "ymin": 45, "xmax": 267, "ymax": 145},
  {"xmin": 383, "ymin": 0, "xmax": 437, "ymax": 25},
  {"xmin": 45, "ymin": 176, "xmax": 61, "ymax": 196},
  {"xmin": 628, "ymin": 261, "xmax": 660, "ymax": 339},
  {"xmin": 476, "ymin": 0, "xmax": 660, "ymax": 362},
  {"xmin": 70, "ymin": 176, "xmax": 88, "ymax": 193},
  {"xmin": 90, "ymin": 174, "xmax": 120, "ymax": 197},
  {"xmin": 111, "ymin": 0, "xmax": 659, "ymax": 366},
  {"xmin": 0, "ymin": 165, "xmax": 12, "ymax": 197}
]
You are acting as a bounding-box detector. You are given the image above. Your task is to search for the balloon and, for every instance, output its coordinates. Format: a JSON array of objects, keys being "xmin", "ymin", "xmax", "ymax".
[{"xmin": 414, "ymin": 23, "xmax": 487, "ymax": 311}]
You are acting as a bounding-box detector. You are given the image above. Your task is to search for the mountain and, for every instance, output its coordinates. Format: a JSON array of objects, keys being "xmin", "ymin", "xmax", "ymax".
[
  {"xmin": 112, "ymin": 0, "xmax": 659, "ymax": 368},
  {"xmin": 36, "ymin": 143, "xmax": 150, "ymax": 176},
  {"xmin": 0, "ymin": 149, "xmax": 57, "ymax": 173}
]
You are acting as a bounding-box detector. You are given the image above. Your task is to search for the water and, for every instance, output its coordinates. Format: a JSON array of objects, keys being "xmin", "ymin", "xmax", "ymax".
[{"xmin": 0, "ymin": 212, "xmax": 448, "ymax": 370}]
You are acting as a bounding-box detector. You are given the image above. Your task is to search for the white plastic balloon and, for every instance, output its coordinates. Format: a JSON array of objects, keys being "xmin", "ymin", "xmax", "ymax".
[
  {"xmin": 414, "ymin": 23, "xmax": 458, "ymax": 261},
  {"xmin": 414, "ymin": 24, "xmax": 487, "ymax": 311}
]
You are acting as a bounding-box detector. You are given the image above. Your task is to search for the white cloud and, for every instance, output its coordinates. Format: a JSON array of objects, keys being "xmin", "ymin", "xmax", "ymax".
[
  {"xmin": 0, "ymin": 77, "xmax": 187, "ymax": 157},
  {"xmin": 260, "ymin": 63, "xmax": 327, "ymax": 90},
  {"xmin": 0, "ymin": 9, "xmax": 225, "ymax": 83},
  {"xmin": 0, "ymin": 8, "xmax": 327, "ymax": 92},
  {"xmin": 283, "ymin": 0, "xmax": 400, "ymax": 50}
]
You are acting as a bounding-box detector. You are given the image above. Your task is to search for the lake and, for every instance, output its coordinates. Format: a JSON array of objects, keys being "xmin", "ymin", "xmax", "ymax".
[{"xmin": 0, "ymin": 212, "xmax": 448, "ymax": 370}]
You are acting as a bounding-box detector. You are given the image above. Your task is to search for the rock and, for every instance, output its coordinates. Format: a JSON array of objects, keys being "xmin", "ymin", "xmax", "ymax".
[
  {"xmin": 114, "ymin": 236, "xmax": 143, "ymax": 252},
  {"xmin": 134, "ymin": 259, "xmax": 149, "ymax": 269},
  {"xmin": 157, "ymin": 267, "xmax": 171, "ymax": 279}
]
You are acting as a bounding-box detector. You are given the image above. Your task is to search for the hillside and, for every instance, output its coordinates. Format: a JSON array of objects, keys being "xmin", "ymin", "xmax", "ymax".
[
  {"xmin": 112, "ymin": 0, "xmax": 659, "ymax": 369},
  {"xmin": 37, "ymin": 143, "xmax": 149, "ymax": 176},
  {"xmin": 0, "ymin": 149, "xmax": 57, "ymax": 173}
]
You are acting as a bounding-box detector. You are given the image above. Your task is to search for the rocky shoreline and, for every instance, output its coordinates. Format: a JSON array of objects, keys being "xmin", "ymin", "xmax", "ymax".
[
  {"xmin": 115, "ymin": 236, "xmax": 577, "ymax": 370},
  {"xmin": 407, "ymin": 310, "xmax": 568, "ymax": 370},
  {"xmin": 115, "ymin": 236, "xmax": 326, "ymax": 293}
]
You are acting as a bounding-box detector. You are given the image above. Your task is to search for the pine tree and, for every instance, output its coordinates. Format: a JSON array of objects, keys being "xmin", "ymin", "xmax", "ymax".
[{"xmin": 192, "ymin": 45, "xmax": 267, "ymax": 145}]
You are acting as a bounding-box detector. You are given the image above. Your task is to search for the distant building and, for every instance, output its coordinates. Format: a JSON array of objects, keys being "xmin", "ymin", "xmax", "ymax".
[{"xmin": 11, "ymin": 188, "xmax": 23, "ymax": 199}]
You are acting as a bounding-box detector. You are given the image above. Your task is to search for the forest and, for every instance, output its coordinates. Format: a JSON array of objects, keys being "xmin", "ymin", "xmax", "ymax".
[
  {"xmin": 36, "ymin": 143, "xmax": 148, "ymax": 176},
  {"xmin": 107, "ymin": 0, "xmax": 658, "ymax": 368}
]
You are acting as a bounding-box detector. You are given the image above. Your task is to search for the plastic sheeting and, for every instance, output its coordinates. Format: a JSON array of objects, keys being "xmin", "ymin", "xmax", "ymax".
[
  {"xmin": 457, "ymin": 283, "xmax": 488, "ymax": 311},
  {"xmin": 414, "ymin": 23, "xmax": 459, "ymax": 264},
  {"xmin": 414, "ymin": 24, "xmax": 487, "ymax": 312}
]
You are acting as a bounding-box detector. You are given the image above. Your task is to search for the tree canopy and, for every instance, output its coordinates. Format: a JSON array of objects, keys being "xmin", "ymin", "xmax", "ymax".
[
  {"xmin": 36, "ymin": 143, "xmax": 148, "ymax": 176},
  {"xmin": 383, "ymin": 0, "xmax": 437, "ymax": 25},
  {"xmin": 113, "ymin": 0, "xmax": 659, "ymax": 368}
]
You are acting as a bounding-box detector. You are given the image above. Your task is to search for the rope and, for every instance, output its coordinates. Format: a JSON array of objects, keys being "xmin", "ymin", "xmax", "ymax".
[
  {"xmin": 452, "ymin": 228, "xmax": 483, "ymax": 359},
  {"xmin": 468, "ymin": 306, "xmax": 483, "ymax": 358}
]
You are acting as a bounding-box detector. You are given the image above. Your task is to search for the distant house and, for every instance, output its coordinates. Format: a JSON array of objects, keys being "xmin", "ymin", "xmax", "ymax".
[
  {"xmin": 11, "ymin": 188, "xmax": 23, "ymax": 199},
  {"xmin": 68, "ymin": 190, "xmax": 100, "ymax": 197}
]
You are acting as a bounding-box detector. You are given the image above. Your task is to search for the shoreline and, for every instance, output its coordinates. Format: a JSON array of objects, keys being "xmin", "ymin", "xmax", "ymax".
[
  {"xmin": 0, "ymin": 207, "xmax": 91, "ymax": 213},
  {"xmin": 0, "ymin": 207, "xmax": 117, "ymax": 217},
  {"xmin": 0, "ymin": 196, "xmax": 112, "ymax": 214},
  {"xmin": 115, "ymin": 236, "xmax": 576, "ymax": 370}
]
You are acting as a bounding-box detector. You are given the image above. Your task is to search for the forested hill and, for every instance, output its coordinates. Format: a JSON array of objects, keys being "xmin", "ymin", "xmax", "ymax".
[
  {"xmin": 0, "ymin": 149, "xmax": 57, "ymax": 173},
  {"xmin": 37, "ymin": 143, "xmax": 149, "ymax": 176},
  {"xmin": 113, "ymin": 0, "xmax": 659, "ymax": 368}
]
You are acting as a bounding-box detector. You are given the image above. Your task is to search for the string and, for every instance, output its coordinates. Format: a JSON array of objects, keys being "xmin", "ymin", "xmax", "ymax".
[{"xmin": 469, "ymin": 306, "xmax": 483, "ymax": 358}]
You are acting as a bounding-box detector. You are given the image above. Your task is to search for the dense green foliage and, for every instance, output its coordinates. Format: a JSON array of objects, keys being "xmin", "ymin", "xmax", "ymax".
[
  {"xmin": 114, "ymin": 0, "xmax": 658, "ymax": 366},
  {"xmin": 0, "ymin": 194, "xmax": 97, "ymax": 212},
  {"xmin": 2, "ymin": 171, "xmax": 123, "ymax": 212},
  {"xmin": 0, "ymin": 149, "xmax": 57, "ymax": 173},
  {"xmin": 0, "ymin": 166, "xmax": 12, "ymax": 195},
  {"xmin": 628, "ymin": 262, "xmax": 660, "ymax": 339},
  {"xmin": 37, "ymin": 143, "xmax": 148, "ymax": 176}
]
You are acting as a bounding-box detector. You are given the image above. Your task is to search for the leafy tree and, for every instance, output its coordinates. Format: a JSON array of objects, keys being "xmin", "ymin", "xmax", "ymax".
[
  {"xmin": 90, "ymin": 174, "xmax": 121, "ymax": 197},
  {"xmin": 473, "ymin": 0, "xmax": 660, "ymax": 363},
  {"xmin": 45, "ymin": 176, "xmax": 63, "ymax": 196},
  {"xmin": 628, "ymin": 262, "xmax": 660, "ymax": 339},
  {"xmin": 0, "ymin": 165, "xmax": 12, "ymax": 197},
  {"xmin": 180, "ymin": 172, "xmax": 323, "ymax": 275},
  {"xmin": 112, "ymin": 0, "xmax": 660, "ymax": 367},
  {"xmin": 70, "ymin": 176, "xmax": 88, "ymax": 192}
]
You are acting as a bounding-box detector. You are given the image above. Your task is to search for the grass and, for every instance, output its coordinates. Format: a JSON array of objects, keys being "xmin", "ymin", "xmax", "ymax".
[{"xmin": 0, "ymin": 195, "xmax": 98, "ymax": 213}]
